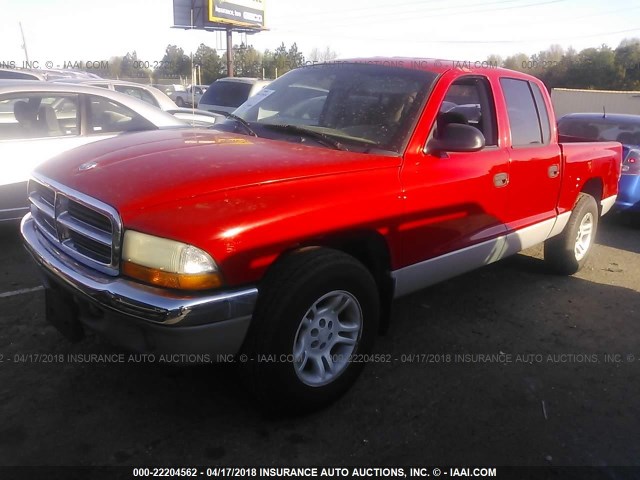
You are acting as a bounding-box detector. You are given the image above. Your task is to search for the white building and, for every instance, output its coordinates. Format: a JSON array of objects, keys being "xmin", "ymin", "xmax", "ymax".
[{"xmin": 551, "ymin": 88, "xmax": 640, "ymax": 118}]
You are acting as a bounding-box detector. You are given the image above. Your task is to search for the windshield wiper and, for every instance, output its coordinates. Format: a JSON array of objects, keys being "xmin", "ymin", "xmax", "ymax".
[
  {"xmin": 261, "ymin": 124, "xmax": 346, "ymax": 151},
  {"xmin": 222, "ymin": 113, "xmax": 258, "ymax": 137}
]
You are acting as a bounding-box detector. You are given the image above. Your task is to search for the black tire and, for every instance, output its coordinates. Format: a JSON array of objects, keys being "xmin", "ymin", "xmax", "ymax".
[
  {"xmin": 175, "ymin": 97, "xmax": 185, "ymax": 107},
  {"xmin": 544, "ymin": 193, "xmax": 599, "ymax": 275},
  {"xmin": 240, "ymin": 248, "xmax": 380, "ymax": 413}
]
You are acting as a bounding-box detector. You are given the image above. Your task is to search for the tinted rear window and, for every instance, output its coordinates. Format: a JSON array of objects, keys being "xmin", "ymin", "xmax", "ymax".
[
  {"xmin": 501, "ymin": 78, "xmax": 543, "ymax": 146},
  {"xmin": 200, "ymin": 81, "xmax": 253, "ymax": 108},
  {"xmin": 558, "ymin": 117, "xmax": 640, "ymax": 144},
  {"xmin": 530, "ymin": 83, "xmax": 551, "ymax": 144}
]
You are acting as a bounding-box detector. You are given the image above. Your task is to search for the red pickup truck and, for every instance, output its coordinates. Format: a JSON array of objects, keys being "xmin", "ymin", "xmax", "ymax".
[{"xmin": 22, "ymin": 59, "xmax": 621, "ymax": 410}]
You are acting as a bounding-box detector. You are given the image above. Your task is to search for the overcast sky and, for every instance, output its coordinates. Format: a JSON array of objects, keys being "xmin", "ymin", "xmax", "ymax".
[{"xmin": 2, "ymin": 0, "xmax": 640, "ymax": 68}]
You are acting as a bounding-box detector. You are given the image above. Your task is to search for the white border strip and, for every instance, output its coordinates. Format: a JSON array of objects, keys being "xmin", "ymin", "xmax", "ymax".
[
  {"xmin": 601, "ymin": 195, "xmax": 617, "ymax": 216},
  {"xmin": 0, "ymin": 286, "xmax": 44, "ymax": 299}
]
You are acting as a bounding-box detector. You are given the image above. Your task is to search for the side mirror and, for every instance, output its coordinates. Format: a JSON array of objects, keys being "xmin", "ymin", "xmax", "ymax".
[{"xmin": 426, "ymin": 123, "xmax": 486, "ymax": 154}]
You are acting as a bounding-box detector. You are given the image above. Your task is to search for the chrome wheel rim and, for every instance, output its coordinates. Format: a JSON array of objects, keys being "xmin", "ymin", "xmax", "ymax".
[
  {"xmin": 575, "ymin": 212, "xmax": 594, "ymax": 261},
  {"xmin": 292, "ymin": 290, "xmax": 363, "ymax": 387}
]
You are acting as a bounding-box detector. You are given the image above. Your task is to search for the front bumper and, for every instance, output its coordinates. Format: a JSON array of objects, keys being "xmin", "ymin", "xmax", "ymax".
[{"xmin": 21, "ymin": 214, "xmax": 257, "ymax": 354}]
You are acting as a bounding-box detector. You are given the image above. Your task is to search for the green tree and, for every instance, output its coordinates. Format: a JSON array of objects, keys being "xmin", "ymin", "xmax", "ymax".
[
  {"xmin": 615, "ymin": 38, "xmax": 640, "ymax": 89},
  {"xmin": 233, "ymin": 43, "xmax": 264, "ymax": 77},
  {"xmin": 485, "ymin": 54, "xmax": 503, "ymax": 67},
  {"xmin": 563, "ymin": 45, "xmax": 618, "ymax": 89},
  {"xmin": 155, "ymin": 45, "xmax": 191, "ymax": 81},
  {"xmin": 273, "ymin": 42, "xmax": 290, "ymax": 77},
  {"xmin": 194, "ymin": 43, "xmax": 223, "ymax": 84},
  {"xmin": 107, "ymin": 56, "xmax": 123, "ymax": 78},
  {"xmin": 503, "ymin": 53, "xmax": 529, "ymax": 72},
  {"xmin": 287, "ymin": 43, "xmax": 305, "ymax": 70},
  {"xmin": 264, "ymin": 42, "xmax": 305, "ymax": 77},
  {"xmin": 484, "ymin": 41, "xmax": 640, "ymax": 91},
  {"xmin": 103, "ymin": 51, "xmax": 150, "ymax": 80}
]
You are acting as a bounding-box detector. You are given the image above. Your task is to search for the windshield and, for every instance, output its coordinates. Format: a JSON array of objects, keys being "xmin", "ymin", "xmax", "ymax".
[
  {"xmin": 200, "ymin": 81, "xmax": 253, "ymax": 108},
  {"xmin": 225, "ymin": 63, "xmax": 438, "ymax": 153}
]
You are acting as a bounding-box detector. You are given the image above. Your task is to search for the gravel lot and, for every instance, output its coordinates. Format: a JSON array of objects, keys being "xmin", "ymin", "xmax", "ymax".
[{"xmin": 0, "ymin": 216, "xmax": 639, "ymax": 468}]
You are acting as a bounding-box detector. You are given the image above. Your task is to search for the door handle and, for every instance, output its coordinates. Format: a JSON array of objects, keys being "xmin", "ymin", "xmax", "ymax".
[
  {"xmin": 548, "ymin": 164, "xmax": 560, "ymax": 178},
  {"xmin": 493, "ymin": 172, "xmax": 509, "ymax": 188}
]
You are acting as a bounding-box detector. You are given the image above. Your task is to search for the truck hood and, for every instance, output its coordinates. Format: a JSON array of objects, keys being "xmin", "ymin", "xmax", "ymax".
[{"xmin": 35, "ymin": 129, "xmax": 398, "ymax": 212}]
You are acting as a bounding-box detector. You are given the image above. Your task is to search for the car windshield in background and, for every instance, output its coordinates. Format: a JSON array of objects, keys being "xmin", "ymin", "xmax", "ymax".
[
  {"xmin": 558, "ymin": 117, "xmax": 640, "ymax": 145},
  {"xmin": 226, "ymin": 63, "xmax": 438, "ymax": 153},
  {"xmin": 200, "ymin": 81, "xmax": 253, "ymax": 108}
]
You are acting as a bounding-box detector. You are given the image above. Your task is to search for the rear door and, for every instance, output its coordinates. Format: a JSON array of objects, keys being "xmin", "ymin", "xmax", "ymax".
[{"xmin": 499, "ymin": 77, "xmax": 562, "ymax": 233}]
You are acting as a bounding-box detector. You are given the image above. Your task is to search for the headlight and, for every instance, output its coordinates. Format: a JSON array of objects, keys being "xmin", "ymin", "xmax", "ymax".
[{"xmin": 122, "ymin": 230, "xmax": 222, "ymax": 290}]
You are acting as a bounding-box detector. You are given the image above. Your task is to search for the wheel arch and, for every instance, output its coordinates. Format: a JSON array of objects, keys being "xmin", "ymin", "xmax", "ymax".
[
  {"xmin": 263, "ymin": 230, "xmax": 396, "ymax": 334},
  {"xmin": 580, "ymin": 177, "xmax": 604, "ymax": 214}
]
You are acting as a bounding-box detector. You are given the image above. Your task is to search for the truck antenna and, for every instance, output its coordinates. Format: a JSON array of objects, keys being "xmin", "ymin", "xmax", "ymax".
[
  {"xmin": 19, "ymin": 21, "xmax": 30, "ymax": 65},
  {"xmin": 602, "ymin": 106, "xmax": 606, "ymax": 118}
]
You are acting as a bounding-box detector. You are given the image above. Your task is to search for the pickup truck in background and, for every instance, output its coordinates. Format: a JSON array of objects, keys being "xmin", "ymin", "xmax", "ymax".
[
  {"xmin": 151, "ymin": 84, "xmax": 204, "ymax": 108},
  {"xmin": 21, "ymin": 60, "xmax": 622, "ymax": 411}
]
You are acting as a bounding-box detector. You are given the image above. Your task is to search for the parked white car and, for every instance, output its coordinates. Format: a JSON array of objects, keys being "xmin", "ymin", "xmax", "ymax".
[
  {"xmin": 0, "ymin": 68, "xmax": 102, "ymax": 81},
  {"xmin": 0, "ymin": 80, "xmax": 187, "ymax": 222},
  {"xmin": 53, "ymin": 79, "xmax": 221, "ymax": 127},
  {"xmin": 53, "ymin": 79, "xmax": 177, "ymax": 110}
]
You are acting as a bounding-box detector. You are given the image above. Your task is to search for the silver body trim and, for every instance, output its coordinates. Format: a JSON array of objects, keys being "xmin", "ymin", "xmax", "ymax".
[
  {"xmin": 392, "ymin": 216, "xmax": 559, "ymax": 298},
  {"xmin": 600, "ymin": 195, "xmax": 617, "ymax": 216},
  {"xmin": 22, "ymin": 214, "xmax": 258, "ymax": 328},
  {"xmin": 547, "ymin": 211, "xmax": 572, "ymax": 238}
]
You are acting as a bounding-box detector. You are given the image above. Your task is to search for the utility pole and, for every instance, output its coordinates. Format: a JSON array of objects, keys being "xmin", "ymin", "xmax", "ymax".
[
  {"xmin": 226, "ymin": 26, "xmax": 233, "ymax": 77},
  {"xmin": 19, "ymin": 22, "xmax": 30, "ymax": 65}
]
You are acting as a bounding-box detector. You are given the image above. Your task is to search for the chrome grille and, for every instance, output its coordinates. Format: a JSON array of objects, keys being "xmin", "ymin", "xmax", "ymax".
[{"xmin": 28, "ymin": 176, "xmax": 122, "ymax": 276}]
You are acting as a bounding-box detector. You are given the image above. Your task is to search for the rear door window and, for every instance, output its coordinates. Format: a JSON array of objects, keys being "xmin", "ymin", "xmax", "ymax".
[
  {"xmin": 114, "ymin": 85, "xmax": 159, "ymax": 107},
  {"xmin": 530, "ymin": 83, "xmax": 551, "ymax": 144},
  {"xmin": 87, "ymin": 95, "xmax": 155, "ymax": 134},
  {"xmin": 0, "ymin": 94, "xmax": 79, "ymax": 140},
  {"xmin": 500, "ymin": 78, "xmax": 544, "ymax": 146}
]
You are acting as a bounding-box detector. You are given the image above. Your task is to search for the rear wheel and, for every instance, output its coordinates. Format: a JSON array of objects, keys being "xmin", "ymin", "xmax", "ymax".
[
  {"xmin": 241, "ymin": 248, "xmax": 380, "ymax": 412},
  {"xmin": 544, "ymin": 193, "xmax": 599, "ymax": 275}
]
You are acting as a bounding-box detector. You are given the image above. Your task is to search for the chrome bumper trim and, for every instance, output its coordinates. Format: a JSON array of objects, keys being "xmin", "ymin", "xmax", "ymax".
[{"xmin": 21, "ymin": 214, "xmax": 258, "ymax": 327}]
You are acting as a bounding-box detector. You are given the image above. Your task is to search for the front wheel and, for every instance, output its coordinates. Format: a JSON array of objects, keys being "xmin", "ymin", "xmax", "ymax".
[
  {"xmin": 240, "ymin": 248, "xmax": 380, "ymax": 413},
  {"xmin": 175, "ymin": 97, "xmax": 185, "ymax": 107},
  {"xmin": 544, "ymin": 193, "xmax": 599, "ymax": 275}
]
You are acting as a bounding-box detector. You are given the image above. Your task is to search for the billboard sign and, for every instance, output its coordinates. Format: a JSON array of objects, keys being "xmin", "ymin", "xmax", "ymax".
[
  {"xmin": 209, "ymin": 0, "xmax": 265, "ymax": 29},
  {"xmin": 173, "ymin": 0, "xmax": 265, "ymax": 31}
]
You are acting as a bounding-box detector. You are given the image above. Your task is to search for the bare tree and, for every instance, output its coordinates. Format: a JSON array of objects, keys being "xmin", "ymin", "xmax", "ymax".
[{"xmin": 308, "ymin": 46, "xmax": 338, "ymax": 63}]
